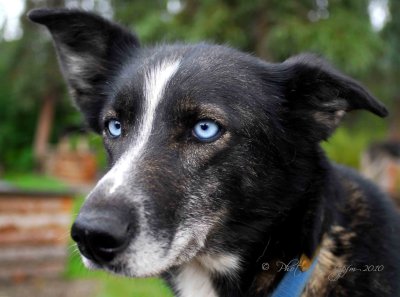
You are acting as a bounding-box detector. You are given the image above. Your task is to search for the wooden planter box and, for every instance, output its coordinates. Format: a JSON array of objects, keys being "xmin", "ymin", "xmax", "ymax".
[
  {"xmin": 46, "ymin": 151, "xmax": 97, "ymax": 186},
  {"xmin": 361, "ymin": 141, "xmax": 400, "ymax": 206},
  {"xmin": 0, "ymin": 189, "xmax": 76, "ymax": 281}
]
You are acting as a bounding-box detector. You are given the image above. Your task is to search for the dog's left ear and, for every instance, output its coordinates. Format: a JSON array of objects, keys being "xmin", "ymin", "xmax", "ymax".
[
  {"xmin": 28, "ymin": 8, "xmax": 140, "ymax": 132},
  {"xmin": 279, "ymin": 54, "xmax": 388, "ymax": 141}
]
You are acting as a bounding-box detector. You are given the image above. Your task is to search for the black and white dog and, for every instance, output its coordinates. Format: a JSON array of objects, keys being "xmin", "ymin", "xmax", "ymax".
[{"xmin": 29, "ymin": 9, "xmax": 400, "ymax": 297}]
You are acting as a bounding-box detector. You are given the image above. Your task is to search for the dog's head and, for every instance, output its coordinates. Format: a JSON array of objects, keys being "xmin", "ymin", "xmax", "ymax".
[{"xmin": 29, "ymin": 9, "xmax": 387, "ymax": 277}]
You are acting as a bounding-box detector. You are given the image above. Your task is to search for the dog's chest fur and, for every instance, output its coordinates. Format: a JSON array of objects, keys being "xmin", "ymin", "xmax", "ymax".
[
  {"xmin": 174, "ymin": 260, "xmax": 219, "ymax": 297},
  {"xmin": 171, "ymin": 254, "xmax": 240, "ymax": 297}
]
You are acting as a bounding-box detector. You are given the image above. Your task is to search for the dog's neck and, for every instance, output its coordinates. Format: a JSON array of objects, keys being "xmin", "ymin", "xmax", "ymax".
[{"xmin": 169, "ymin": 251, "xmax": 320, "ymax": 297}]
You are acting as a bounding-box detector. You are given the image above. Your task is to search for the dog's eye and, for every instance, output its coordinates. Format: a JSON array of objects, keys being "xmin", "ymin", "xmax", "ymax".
[
  {"xmin": 107, "ymin": 119, "xmax": 122, "ymax": 138},
  {"xmin": 192, "ymin": 120, "xmax": 221, "ymax": 142}
]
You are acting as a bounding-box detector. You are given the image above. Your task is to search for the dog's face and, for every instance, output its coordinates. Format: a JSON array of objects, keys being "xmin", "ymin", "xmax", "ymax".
[{"xmin": 29, "ymin": 9, "xmax": 388, "ymax": 278}]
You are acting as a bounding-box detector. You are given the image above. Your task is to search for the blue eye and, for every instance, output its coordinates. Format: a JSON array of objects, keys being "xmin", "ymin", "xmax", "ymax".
[
  {"xmin": 107, "ymin": 119, "xmax": 122, "ymax": 138},
  {"xmin": 193, "ymin": 120, "xmax": 221, "ymax": 142}
]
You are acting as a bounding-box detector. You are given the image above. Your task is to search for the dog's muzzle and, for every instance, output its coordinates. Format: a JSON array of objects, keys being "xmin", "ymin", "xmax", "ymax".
[{"xmin": 71, "ymin": 203, "xmax": 137, "ymax": 264}]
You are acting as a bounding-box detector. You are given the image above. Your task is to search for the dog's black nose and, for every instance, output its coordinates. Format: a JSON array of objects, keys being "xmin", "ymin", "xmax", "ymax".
[{"xmin": 71, "ymin": 208, "xmax": 135, "ymax": 263}]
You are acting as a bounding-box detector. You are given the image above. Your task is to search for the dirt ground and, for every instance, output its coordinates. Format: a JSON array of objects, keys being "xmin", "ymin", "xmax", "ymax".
[{"xmin": 0, "ymin": 278, "xmax": 100, "ymax": 297}]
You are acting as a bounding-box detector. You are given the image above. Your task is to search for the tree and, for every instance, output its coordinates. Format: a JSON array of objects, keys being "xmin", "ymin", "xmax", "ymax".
[
  {"xmin": 112, "ymin": 0, "xmax": 381, "ymax": 75},
  {"xmin": 382, "ymin": 0, "xmax": 400, "ymax": 139},
  {"xmin": 0, "ymin": 0, "xmax": 109, "ymax": 172},
  {"xmin": 0, "ymin": 0, "xmax": 393, "ymax": 173}
]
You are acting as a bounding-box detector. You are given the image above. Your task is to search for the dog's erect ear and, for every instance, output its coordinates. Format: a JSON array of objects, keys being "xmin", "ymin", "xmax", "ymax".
[
  {"xmin": 279, "ymin": 54, "xmax": 388, "ymax": 141},
  {"xmin": 28, "ymin": 8, "xmax": 140, "ymax": 132}
]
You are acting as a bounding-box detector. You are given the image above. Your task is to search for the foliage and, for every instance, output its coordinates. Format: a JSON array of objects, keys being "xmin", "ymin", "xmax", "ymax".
[
  {"xmin": 0, "ymin": 0, "xmax": 75, "ymax": 172},
  {"xmin": 117, "ymin": 0, "xmax": 382, "ymax": 74},
  {"xmin": 85, "ymin": 134, "xmax": 107, "ymax": 169},
  {"xmin": 0, "ymin": 0, "xmax": 396, "ymax": 173},
  {"xmin": 267, "ymin": 8, "xmax": 383, "ymax": 75},
  {"xmin": 379, "ymin": 0, "xmax": 400, "ymax": 138},
  {"xmin": 322, "ymin": 124, "xmax": 386, "ymax": 169},
  {"xmin": 0, "ymin": 42, "xmax": 36, "ymax": 171},
  {"xmin": 383, "ymin": 0, "xmax": 400, "ymax": 72}
]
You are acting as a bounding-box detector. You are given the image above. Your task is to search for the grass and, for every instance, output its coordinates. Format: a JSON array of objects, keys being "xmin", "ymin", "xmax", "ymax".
[
  {"xmin": 66, "ymin": 256, "xmax": 173, "ymax": 297},
  {"xmin": 97, "ymin": 277, "xmax": 173, "ymax": 297},
  {"xmin": 66, "ymin": 252, "xmax": 173, "ymax": 297},
  {"xmin": 4, "ymin": 173, "xmax": 69, "ymax": 191}
]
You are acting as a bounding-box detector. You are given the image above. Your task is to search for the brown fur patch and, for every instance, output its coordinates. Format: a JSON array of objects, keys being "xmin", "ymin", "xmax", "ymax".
[{"xmin": 301, "ymin": 226, "xmax": 355, "ymax": 296}]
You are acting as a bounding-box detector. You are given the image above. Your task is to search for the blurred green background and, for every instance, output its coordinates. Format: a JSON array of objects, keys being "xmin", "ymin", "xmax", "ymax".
[{"xmin": 0, "ymin": 0, "xmax": 399, "ymax": 296}]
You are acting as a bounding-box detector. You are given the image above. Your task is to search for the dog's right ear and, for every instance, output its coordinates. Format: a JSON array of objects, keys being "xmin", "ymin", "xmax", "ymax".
[
  {"xmin": 276, "ymin": 54, "xmax": 388, "ymax": 141},
  {"xmin": 28, "ymin": 8, "xmax": 140, "ymax": 132}
]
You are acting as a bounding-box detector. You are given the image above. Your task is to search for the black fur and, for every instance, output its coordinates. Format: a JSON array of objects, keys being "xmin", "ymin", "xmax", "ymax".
[{"xmin": 29, "ymin": 8, "xmax": 400, "ymax": 297}]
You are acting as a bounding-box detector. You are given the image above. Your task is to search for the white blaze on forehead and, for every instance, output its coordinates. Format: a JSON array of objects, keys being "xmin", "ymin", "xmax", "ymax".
[
  {"xmin": 99, "ymin": 59, "xmax": 180, "ymax": 194},
  {"xmin": 140, "ymin": 58, "xmax": 181, "ymax": 158}
]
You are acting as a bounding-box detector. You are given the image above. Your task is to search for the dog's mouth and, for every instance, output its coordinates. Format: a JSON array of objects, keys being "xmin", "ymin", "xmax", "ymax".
[
  {"xmin": 81, "ymin": 255, "xmax": 127, "ymax": 275},
  {"xmin": 74, "ymin": 220, "xmax": 216, "ymax": 278},
  {"xmin": 78, "ymin": 243, "xmax": 200, "ymax": 278}
]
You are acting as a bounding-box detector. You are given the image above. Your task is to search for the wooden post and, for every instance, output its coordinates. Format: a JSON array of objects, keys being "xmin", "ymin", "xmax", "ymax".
[
  {"xmin": 361, "ymin": 142, "xmax": 400, "ymax": 206},
  {"xmin": 33, "ymin": 94, "xmax": 55, "ymax": 171},
  {"xmin": 389, "ymin": 97, "xmax": 400, "ymax": 141}
]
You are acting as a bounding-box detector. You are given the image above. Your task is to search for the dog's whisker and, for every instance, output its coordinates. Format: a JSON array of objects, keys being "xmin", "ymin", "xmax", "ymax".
[{"xmin": 256, "ymin": 236, "xmax": 271, "ymax": 263}]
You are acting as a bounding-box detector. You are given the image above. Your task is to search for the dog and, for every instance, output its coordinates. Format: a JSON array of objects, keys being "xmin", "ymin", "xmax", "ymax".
[{"xmin": 29, "ymin": 8, "xmax": 400, "ymax": 297}]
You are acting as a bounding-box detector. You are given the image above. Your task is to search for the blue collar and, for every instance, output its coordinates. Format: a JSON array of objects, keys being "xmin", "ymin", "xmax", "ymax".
[{"xmin": 271, "ymin": 256, "xmax": 318, "ymax": 297}]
